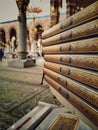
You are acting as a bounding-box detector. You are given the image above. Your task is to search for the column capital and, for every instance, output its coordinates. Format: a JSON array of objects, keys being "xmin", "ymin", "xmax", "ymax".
[{"xmin": 16, "ymin": 0, "xmax": 29, "ymax": 14}]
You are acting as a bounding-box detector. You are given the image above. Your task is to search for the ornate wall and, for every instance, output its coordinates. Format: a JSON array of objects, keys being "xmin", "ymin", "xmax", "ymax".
[{"xmin": 0, "ymin": 16, "xmax": 53, "ymax": 44}]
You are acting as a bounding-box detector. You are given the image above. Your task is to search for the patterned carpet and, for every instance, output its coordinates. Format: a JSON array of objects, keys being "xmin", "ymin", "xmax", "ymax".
[{"xmin": 0, "ymin": 58, "xmax": 61, "ymax": 130}]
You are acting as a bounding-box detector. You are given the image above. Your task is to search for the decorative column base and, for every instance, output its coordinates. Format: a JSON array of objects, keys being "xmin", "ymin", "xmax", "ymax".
[
  {"xmin": 18, "ymin": 52, "xmax": 28, "ymax": 59},
  {"xmin": 8, "ymin": 58, "xmax": 36, "ymax": 68}
]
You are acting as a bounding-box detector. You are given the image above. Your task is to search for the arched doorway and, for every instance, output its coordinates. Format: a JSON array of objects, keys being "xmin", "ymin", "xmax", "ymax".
[
  {"xmin": 0, "ymin": 29, "xmax": 6, "ymax": 43},
  {"xmin": 9, "ymin": 28, "xmax": 17, "ymax": 56},
  {"xmin": 10, "ymin": 28, "xmax": 17, "ymax": 41},
  {"xmin": 36, "ymin": 24, "xmax": 44, "ymax": 40}
]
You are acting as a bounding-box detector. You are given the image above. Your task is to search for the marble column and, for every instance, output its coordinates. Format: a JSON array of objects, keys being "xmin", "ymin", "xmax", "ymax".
[
  {"xmin": 18, "ymin": 13, "xmax": 27, "ymax": 59},
  {"xmin": 8, "ymin": 0, "xmax": 36, "ymax": 68},
  {"xmin": 16, "ymin": 0, "xmax": 29, "ymax": 59}
]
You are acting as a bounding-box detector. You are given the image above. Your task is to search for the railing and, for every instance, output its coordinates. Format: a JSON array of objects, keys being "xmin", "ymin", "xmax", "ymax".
[{"xmin": 42, "ymin": 1, "xmax": 98, "ymax": 130}]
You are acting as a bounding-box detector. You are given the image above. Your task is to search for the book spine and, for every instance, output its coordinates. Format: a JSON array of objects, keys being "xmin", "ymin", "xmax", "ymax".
[
  {"xmin": 45, "ymin": 75, "xmax": 98, "ymax": 127},
  {"xmin": 44, "ymin": 54, "xmax": 98, "ymax": 71},
  {"xmin": 42, "ymin": 38, "xmax": 98, "ymax": 54},
  {"xmin": 42, "ymin": 1, "xmax": 98, "ymax": 38},
  {"xmin": 44, "ymin": 68, "xmax": 98, "ymax": 108},
  {"xmin": 42, "ymin": 2, "xmax": 98, "ymax": 128},
  {"xmin": 44, "ymin": 61, "xmax": 98, "ymax": 89},
  {"xmin": 42, "ymin": 20, "xmax": 98, "ymax": 46}
]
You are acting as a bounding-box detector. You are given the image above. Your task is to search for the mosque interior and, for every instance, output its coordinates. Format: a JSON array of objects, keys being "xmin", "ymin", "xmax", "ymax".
[{"xmin": 0, "ymin": 0, "xmax": 98, "ymax": 130}]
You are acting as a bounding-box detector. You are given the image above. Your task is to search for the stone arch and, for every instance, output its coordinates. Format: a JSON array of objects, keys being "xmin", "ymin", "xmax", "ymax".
[
  {"xmin": 36, "ymin": 24, "xmax": 43, "ymax": 39},
  {"xmin": 9, "ymin": 28, "xmax": 17, "ymax": 41},
  {"xmin": 0, "ymin": 28, "xmax": 6, "ymax": 43},
  {"xmin": 8, "ymin": 26, "xmax": 18, "ymax": 52},
  {"xmin": 35, "ymin": 23, "xmax": 44, "ymax": 40},
  {"xmin": 36, "ymin": 18, "xmax": 50, "ymax": 30}
]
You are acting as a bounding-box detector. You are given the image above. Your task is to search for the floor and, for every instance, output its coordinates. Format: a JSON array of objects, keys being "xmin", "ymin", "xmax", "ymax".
[{"xmin": 0, "ymin": 57, "xmax": 61, "ymax": 130}]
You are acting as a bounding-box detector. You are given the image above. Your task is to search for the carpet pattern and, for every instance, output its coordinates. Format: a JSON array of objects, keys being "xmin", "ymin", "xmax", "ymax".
[{"xmin": 0, "ymin": 58, "xmax": 60, "ymax": 129}]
